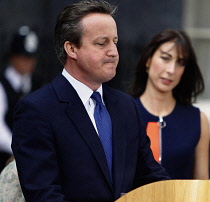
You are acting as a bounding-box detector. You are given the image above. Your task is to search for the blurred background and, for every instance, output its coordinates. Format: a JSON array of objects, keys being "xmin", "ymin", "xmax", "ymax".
[{"xmin": 0, "ymin": 0, "xmax": 210, "ymax": 114}]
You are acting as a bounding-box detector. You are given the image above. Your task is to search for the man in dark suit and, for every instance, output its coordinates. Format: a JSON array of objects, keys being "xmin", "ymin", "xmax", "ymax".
[{"xmin": 12, "ymin": 1, "xmax": 170, "ymax": 201}]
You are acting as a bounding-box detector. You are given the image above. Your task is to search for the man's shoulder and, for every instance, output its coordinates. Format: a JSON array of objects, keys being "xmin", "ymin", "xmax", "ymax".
[
  {"xmin": 19, "ymin": 82, "xmax": 53, "ymax": 106},
  {"xmin": 103, "ymin": 85, "xmax": 133, "ymax": 101},
  {"xmin": 25, "ymin": 74, "xmax": 63, "ymax": 99}
]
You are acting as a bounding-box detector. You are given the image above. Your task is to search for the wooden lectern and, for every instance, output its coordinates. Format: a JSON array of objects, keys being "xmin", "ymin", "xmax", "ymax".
[{"xmin": 115, "ymin": 180, "xmax": 210, "ymax": 202}]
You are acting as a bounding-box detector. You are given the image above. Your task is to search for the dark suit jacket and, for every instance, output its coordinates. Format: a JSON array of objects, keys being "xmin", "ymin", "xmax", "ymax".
[{"xmin": 12, "ymin": 73, "xmax": 169, "ymax": 202}]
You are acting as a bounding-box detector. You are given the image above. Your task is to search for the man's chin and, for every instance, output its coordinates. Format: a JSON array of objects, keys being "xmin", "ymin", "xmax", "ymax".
[{"xmin": 104, "ymin": 71, "xmax": 116, "ymax": 82}]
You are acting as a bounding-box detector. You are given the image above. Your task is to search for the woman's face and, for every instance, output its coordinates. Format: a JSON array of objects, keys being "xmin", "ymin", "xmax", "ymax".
[{"xmin": 146, "ymin": 41, "xmax": 185, "ymax": 94}]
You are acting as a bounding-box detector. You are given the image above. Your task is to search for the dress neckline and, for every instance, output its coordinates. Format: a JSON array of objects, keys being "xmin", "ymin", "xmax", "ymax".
[{"xmin": 137, "ymin": 98, "xmax": 177, "ymax": 119}]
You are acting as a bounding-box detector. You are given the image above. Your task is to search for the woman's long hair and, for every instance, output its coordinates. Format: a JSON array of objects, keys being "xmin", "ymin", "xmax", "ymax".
[{"xmin": 131, "ymin": 29, "xmax": 204, "ymax": 105}]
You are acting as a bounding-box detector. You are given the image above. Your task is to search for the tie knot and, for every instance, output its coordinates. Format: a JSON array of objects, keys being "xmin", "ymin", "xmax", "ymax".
[{"xmin": 91, "ymin": 91, "xmax": 102, "ymax": 104}]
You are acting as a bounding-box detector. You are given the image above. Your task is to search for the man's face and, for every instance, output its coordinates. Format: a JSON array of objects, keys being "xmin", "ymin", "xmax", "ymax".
[
  {"xmin": 72, "ymin": 13, "xmax": 119, "ymax": 90},
  {"xmin": 10, "ymin": 55, "xmax": 37, "ymax": 75}
]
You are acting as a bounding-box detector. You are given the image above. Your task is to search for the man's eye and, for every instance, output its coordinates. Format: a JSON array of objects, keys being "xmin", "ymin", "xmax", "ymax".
[{"xmin": 97, "ymin": 43, "xmax": 105, "ymax": 46}]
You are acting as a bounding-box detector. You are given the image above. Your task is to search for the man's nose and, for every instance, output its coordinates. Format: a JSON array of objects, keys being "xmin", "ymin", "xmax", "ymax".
[{"xmin": 107, "ymin": 42, "xmax": 118, "ymax": 57}]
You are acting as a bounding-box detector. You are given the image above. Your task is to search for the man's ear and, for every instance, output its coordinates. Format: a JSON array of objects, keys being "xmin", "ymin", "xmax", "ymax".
[{"xmin": 64, "ymin": 41, "xmax": 77, "ymax": 59}]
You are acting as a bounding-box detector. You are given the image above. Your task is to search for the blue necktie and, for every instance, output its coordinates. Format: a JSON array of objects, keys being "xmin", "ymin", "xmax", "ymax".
[{"xmin": 91, "ymin": 92, "xmax": 113, "ymax": 178}]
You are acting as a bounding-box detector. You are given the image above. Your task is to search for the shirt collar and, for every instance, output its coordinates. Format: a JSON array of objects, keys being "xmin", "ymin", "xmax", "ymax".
[
  {"xmin": 62, "ymin": 68, "xmax": 103, "ymax": 105},
  {"xmin": 5, "ymin": 66, "xmax": 31, "ymax": 92}
]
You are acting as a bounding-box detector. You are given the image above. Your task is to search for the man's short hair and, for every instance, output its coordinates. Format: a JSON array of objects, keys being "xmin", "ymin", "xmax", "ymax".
[{"xmin": 54, "ymin": 0, "xmax": 117, "ymax": 65}]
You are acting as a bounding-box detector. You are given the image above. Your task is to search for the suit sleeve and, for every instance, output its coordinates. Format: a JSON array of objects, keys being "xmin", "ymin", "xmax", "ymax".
[
  {"xmin": 131, "ymin": 99, "xmax": 170, "ymax": 189},
  {"xmin": 12, "ymin": 98, "xmax": 68, "ymax": 202}
]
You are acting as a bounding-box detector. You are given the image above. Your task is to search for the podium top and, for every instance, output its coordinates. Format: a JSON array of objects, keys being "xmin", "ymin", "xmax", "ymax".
[{"xmin": 115, "ymin": 180, "xmax": 210, "ymax": 202}]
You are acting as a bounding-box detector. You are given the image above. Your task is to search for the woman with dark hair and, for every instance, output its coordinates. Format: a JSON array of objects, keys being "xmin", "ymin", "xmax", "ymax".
[{"xmin": 131, "ymin": 29, "xmax": 209, "ymax": 179}]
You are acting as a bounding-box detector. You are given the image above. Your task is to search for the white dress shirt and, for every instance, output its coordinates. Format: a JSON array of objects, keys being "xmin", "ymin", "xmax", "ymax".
[
  {"xmin": 0, "ymin": 83, "xmax": 12, "ymax": 153},
  {"xmin": 0, "ymin": 66, "xmax": 32, "ymax": 154},
  {"xmin": 62, "ymin": 68, "xmax": 104, "ymax": 134},
  {"xmin": 5, "ymin": 66, "xmax": 31, "ymax": 94}
]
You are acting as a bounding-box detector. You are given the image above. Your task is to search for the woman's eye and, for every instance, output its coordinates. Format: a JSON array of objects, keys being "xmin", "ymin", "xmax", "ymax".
[
  {"xmin": 175, "ymin": 58, "xmax": 185, "ymax": 67},
  {"xmin": 161, "ymin": 56, "xmax": 169, "ymax": 61},
  {"xmin": 177, "ymin": 61, "xmax": 185, "ymax": 67}
]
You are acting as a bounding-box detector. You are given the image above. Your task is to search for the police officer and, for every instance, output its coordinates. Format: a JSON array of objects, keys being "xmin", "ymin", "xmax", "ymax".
[{"xmin": 0, "ymin": 25, "xmax": 41, "ymax": 172}]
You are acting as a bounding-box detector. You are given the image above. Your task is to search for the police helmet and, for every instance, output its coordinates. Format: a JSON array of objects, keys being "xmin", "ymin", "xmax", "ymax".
[{"xmin": 10, "ymin": 25, "xmax": 39, "ymax": 57}]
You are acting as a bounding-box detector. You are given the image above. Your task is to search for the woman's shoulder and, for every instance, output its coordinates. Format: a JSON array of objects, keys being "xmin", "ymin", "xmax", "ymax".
[{"xmin": 176, "ymin": 103, "xmax": 200, "ymax": 114}]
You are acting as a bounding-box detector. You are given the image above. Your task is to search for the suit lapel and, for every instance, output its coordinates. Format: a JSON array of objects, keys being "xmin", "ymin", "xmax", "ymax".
[
  {"xmin": 103, "ymin": 86, "xmax": 127, "ymax": 196},
  {"xmin": 52, "ymin": 74, "xmax": 113, "ymax": 191}
]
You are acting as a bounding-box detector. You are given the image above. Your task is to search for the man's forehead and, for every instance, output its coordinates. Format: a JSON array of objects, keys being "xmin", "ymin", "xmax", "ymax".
[{"xmin": 81, "ymin": 13, "xmax": 116, "ymax": 28}]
